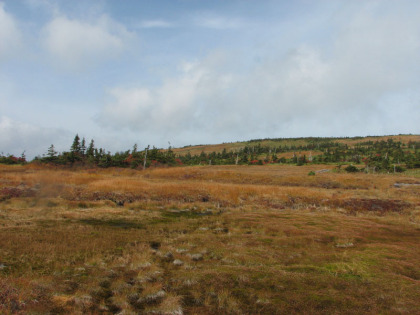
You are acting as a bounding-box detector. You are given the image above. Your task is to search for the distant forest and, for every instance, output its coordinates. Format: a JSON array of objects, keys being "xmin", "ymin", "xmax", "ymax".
[{"xmin": 1, "ymin": 134, "xmax": 420, "ymax": 172}]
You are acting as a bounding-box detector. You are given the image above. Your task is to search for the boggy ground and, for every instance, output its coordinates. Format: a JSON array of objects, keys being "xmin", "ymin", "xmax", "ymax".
[{"xmin": 0, "ymin": 164, "xmax": 419, "ymax": 314}]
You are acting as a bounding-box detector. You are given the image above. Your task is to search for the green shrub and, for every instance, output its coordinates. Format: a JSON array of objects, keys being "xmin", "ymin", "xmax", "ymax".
[
  {"xmin": 345, "ymin": 165, "xmax": 359, "ymax": 173},
  {"xmin": 393, "ymin": 165, "xmax": 405, "ymax": 173}
]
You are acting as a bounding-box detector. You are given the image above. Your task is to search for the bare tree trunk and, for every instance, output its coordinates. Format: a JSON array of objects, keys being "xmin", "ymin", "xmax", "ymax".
[{"xmin": 143, "ymin": 145, "xmax": 149, "ymax": 170}]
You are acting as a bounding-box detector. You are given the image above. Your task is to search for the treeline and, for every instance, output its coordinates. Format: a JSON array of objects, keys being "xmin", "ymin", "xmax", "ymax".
[
  {"xmin": 0, "ymin": 153, "xmax": 26, "ymax": 165},
  {"xmin": 1, "ymin": 135, "xmax": 420, "ymax": 172},
  {"xmin": 178, "ymin": 141, "xmax": 420, "ymax": 172},
  {"xmin": 178, "ymin": 139, "xmax": 419, "ymax": 172},
  {"xmin": 33, "ymin": 135, "xmax": 181, "ymax": 168}
]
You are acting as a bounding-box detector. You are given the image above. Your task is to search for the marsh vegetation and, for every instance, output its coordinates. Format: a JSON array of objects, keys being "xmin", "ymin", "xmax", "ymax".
[{"xmin": 0, "ymin": 163, "xmax": 419, "ymax": 314}]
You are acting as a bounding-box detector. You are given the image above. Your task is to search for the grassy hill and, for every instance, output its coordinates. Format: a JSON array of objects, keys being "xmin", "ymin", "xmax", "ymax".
[
  {"xmin": 2, "ymin": 134, "xmax": 419, "ymax": 173},
  {"xmin": 173, "ymin": 134, "xmax": 420, "ymax": 156}
]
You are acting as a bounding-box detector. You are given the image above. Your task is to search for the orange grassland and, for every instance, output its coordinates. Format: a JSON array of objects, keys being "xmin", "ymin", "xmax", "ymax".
[{"xmin": 0, "ymin": 164, "xmax": 419, "ymax": 314}]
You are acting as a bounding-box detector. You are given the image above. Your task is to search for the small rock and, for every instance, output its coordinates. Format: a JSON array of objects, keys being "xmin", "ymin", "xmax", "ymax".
[
  {"xmin": 189, "ymin": 254, "xmax": 203, "ymax": 261},
  {"xmin": 173, "ymin": 259, "xmax": 184, "ymax": 266},
  {"xmin": 335, "ymin": 242, "xmax": 354, "ymax": 248}
]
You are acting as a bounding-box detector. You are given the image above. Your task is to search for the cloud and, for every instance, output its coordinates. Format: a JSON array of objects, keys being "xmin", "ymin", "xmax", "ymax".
[
  {"xmin": 0, "ymin": 2, "xmax": 21, "ymax": 59},
  {"xmin": 42, "ymin": 14, "xmax": 134, "ymax": 70},
  {"xmin": 193, "ymin": 13, "xmax": 245, "ymax": 30},
  {"xmin": 97, "ymin": 1, "xmax": 420, "ymax": 146},
  {"xmin": 0, "ymin": 116, "xmax": 72, "ymax": 159},
  {"xmin": 98, "ymin": 53, "xmax": 235, "ymax": 139},
  {"xmin": 137, "ymin": 19, "xmax": 174, "ymax": 29}
]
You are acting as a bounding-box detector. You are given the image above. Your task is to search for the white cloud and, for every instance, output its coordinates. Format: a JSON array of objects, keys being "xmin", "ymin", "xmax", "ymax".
[
  {"xmin": 98, "ymin": 54, "xmax": 235, "ymax": 139},
  {"xmin": 42, "ymin": 14, "xmax": 134, "ymax": 70},
  {"xmin": 138, "ymin": 19, "xmax": 174, "ymax": 29},
  {"xmin": 0, "ymin": 116, "xmax": 72, "ymax": 158},
  {"xmin": 98, "ymin": 1, "xmax": 420, "ymax": 146},
  {"xmin": 194, "ymin": 13, "xmax": 245, "ymax": 30},
  {"xmin": 0, "ymin": 2, "xmax": 21, "ymax": 59}
]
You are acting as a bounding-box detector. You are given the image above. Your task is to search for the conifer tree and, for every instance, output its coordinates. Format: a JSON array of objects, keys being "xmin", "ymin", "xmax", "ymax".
[
  {"xmin": 71, "ymin": 134, "xmax": 81, "ymax": 154},
  {"xmin": 20, "ymin": 151, "xmax": 26, "ymax": 163},
  {"xmin": 87, "ymin": 139, "xmax": 95, "ymax": 157},
  {"xmin": 47, "ymin": 144, "xmax": 57, "ymax": 158},
  {"xmin": 80, "ymin": 138, "xmax": 86, "ymax": 156}
]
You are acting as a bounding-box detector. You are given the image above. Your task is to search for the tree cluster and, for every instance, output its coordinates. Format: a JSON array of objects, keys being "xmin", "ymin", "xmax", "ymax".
[
  {"xmin": 0, "ymin": 152, "xmax": 26, "ymax": 165},
  {"xmin": 35, "ymin": 135, "xmax": 179, "ymax": 168}
]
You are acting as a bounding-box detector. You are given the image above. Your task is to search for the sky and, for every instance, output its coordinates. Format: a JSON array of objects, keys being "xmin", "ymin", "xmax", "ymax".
[{"xmin": 1, "ymin": 0, "xmax": 420, "ymax": 158}]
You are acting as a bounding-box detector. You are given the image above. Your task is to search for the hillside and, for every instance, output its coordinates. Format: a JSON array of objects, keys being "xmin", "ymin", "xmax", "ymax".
[
  {"xmin": 1, "ymin": 134, "xmax": 419, "ymax": 172},
  {"xmin": 173, "ymin": 134, "xmax": 420, "ymax": 156}
]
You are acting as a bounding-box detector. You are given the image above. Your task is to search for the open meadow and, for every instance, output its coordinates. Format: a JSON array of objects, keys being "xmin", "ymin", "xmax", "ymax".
[{"xmin": 1, "ymin": 164, "xmax": 420, "ymax": 314}]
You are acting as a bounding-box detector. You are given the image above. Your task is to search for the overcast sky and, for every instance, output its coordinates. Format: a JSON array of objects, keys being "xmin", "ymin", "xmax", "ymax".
[{"xmin": 1, "ymin": 0, "xmax": 420, "ymax": 158}]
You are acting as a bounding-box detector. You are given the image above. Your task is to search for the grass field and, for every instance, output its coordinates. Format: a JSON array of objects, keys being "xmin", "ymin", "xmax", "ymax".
[{"xmin": 1, "ymin": 164, "xmax": 420, "ymax": 314}]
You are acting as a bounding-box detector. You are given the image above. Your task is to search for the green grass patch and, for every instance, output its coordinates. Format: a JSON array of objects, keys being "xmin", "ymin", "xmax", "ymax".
[{"xmin": 78, "ymin": 218, "xmax": 144, "ymax": 229}]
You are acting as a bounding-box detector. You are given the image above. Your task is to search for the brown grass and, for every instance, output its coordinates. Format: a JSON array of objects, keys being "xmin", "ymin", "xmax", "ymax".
[{"xmin": 0, "ymin": 164, "xmax": 419, "ymax": 314}]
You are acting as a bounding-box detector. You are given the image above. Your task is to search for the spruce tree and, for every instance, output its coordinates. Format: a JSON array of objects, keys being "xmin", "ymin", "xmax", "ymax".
[
  {"xmin": 71, "ymin": 134, "xmax": 81, "ymax": 154},
  {"xmin": 87, "ymin": 139, "xmax": 95, "ymax": 157},
  {"xmin": 47, "ymin": 144, "xmax": 57, "ymax": 158},
  {"xmin": 80, "ymin": 138, "xmax": 86, "ymax": 156}
]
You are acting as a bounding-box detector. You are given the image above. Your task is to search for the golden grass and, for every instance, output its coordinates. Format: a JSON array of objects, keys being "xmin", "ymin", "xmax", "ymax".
[{"xmin": 1, "ymin": 164, "xmax": 420, "ymax": 314}]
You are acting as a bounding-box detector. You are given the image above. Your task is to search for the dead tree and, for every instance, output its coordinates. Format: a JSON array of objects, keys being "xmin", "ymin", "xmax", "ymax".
[{"xmin": 143, "ymin": 145, "xmax": 150, "ymax": 170}]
